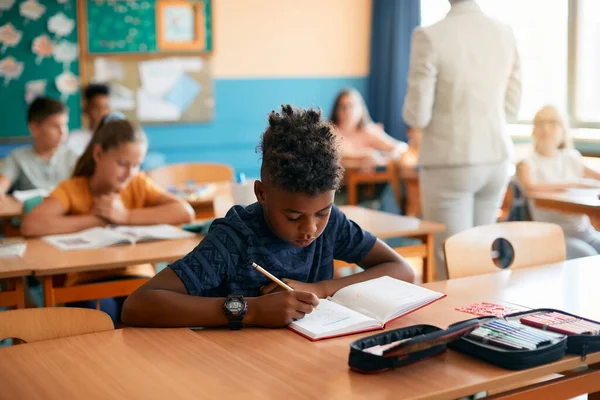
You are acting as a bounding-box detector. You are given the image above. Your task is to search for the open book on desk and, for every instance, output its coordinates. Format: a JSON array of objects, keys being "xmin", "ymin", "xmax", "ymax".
[
  {"xmin": 42, "ymin": 224, "xmax": 196, "ymax": 251},
  {"xmin": 289, "ymin": 276, "xmax": 445, "ymax": 341}
]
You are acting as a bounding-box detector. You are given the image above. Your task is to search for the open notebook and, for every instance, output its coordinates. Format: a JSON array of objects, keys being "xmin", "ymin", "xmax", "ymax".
[
  {"xmin": 289, "ymin": 276, "xmax": 445, "ymax": 341},
  {"xmin": 42, "ymin": 224, "xmax": 195, "ymax": 251}
]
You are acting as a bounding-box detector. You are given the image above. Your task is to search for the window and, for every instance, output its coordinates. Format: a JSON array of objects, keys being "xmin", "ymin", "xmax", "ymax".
[
  {"xmin": 420, "ymin": 0, "xmax": 597, "ymax": 128},
  {"xmin": 575, "ymin": 0, "xmax": 600, "ymax": 123}
]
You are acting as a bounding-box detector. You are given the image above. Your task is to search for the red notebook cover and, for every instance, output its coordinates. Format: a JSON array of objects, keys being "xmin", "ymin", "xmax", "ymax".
[{"xmin": 288, "ymin": 293, "xmax": 447, "ymax": 341}]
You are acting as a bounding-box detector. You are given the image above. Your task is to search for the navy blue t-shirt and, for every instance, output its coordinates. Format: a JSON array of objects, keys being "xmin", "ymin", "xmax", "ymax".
[{"xmin": 170, "ymin": 203, "xmax": 377, "ymax": 297}]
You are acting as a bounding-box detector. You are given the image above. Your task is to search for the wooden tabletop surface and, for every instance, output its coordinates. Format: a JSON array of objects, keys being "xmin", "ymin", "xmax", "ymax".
[
  {"xmin": 0, "ymin": 244, "xmax": 33, "ymax": 279},
  {"xmin": 1, "ymin": 256, "xmax": 598, "ymax": 400},
  {"xmin": 22, "ymin": 237, "xmax": 201, "ymax": 276},
  {"xmin": 340, "ymin": 205, "xmax": 445, "ymax": 238},
  {"xmin": 0, "ymin": 196, "xmax": 22, "ymax": 219},
  {"xmin": 532, "ymin": 190, "xmax": 600, "ymax": 215}
]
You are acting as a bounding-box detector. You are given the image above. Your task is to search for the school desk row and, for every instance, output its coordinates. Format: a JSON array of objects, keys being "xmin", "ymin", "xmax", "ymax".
[
  {"xmin": 1, "ymin": 256, "xmax": 599, "ymax": 400},
  {"xmin": 0, "ymin": 181, "xmax": 229, "ymax": 237},
  {"xmin": 0, "ymin": 206, "xmax": 445, "ymax": 309}
]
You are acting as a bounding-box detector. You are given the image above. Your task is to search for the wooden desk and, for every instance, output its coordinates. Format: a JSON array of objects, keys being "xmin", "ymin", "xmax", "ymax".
[
  {"xmin": 340, "ymin": 205, "xmax": 445, "ymax": 282},
  {"xmin": 182, "ymin": 181, "xmax": 232, "ymax": 219},
  {"xmin": 23, "ymin": 237, "xmax": 200, "ymax": 307},
  {"xmin": 1, "ymin": 258, "xmax": 599, "ymax": 400},
  {"xmin": 533, "ymin": 190, "xmax": 600, "ymax": 217},
  {"xmin": 0, "ymin": 248, "xmax": 32, "ymax": 309},
  {"xmin": 343, "ymin": 161, "xmax": 402, "ymax": 207},
  {"xmin": 0, "ymin": 196, "xmax": 22, "ymax": 237},
  {"xmin": 426, "ymin": 255, "xmax": 600, "ymax": 321}
]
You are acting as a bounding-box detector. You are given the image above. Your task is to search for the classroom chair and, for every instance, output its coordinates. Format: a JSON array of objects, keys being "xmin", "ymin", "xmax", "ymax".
[
  {"xmin": 147, "ymin": 162, "xmax": 234, "ymax": 188},
  {"xmin": 344, "ymin": 160, "xmax": 402, "ymax": 208},
  {"xmin": 0, "ymin": 307, "xmax": 113, "ymax": 344},
  {"xmin": 443, "ymin": 221, "xmax": 566, "ymax": 280}
]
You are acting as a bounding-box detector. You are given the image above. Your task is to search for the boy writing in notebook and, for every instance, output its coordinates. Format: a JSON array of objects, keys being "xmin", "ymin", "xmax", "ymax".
[
  {"xmin": 0, "ymin": 97, "xmax": 78, "ymax": 199},
  {"xmin": 122, "ymin": 105, "xmax": 415, "ymax": 329}
]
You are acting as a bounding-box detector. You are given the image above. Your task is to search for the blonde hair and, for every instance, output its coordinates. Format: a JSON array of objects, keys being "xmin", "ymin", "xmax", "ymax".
[{"xmin": 532, "ymin": 105, "xmax": 572, "ymax": 151}]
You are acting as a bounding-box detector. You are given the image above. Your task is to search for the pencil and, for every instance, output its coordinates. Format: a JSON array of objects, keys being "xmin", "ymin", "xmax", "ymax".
[{"xmin": 252, "ymin": 262, "xmax": 294, "ymax": 291}]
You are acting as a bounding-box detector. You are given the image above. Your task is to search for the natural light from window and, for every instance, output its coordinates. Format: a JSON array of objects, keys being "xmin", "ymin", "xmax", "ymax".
[{"xmin": 576, "ymin": 0, "xmax": 600, "ymax": 123}]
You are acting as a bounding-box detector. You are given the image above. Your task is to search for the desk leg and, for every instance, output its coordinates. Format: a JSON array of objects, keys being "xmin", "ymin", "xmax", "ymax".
[
  {"xmin": 43, "ymin": 276, "xmax": 55, "ymax": 307},
  {"xmin": 423, "ymin": 233, "xmax": 435, "ymax": 283},
  {"xmin": 590, "ymin": 363, "xmax": 600, "ymax": 400},
  {"xmin": 0, "ymin": 277, "xmax": 25, "ymax": 309}
]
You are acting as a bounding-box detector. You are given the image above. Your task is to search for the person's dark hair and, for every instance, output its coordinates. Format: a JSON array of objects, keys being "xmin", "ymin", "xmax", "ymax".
[
  {"xmin": 84, "ymin": 83, "xmax": 110, "ymax": 102},
  {"xmin": 258, "ymin": 104, "xmax": 343, "ymax": 196},
  {"xmin": 329, "ymin": 88, "xmax": 373, "ymax": 129},
  {"xmin": 27, "ymin": 97, "xmax": 67, "ymax": 124},
  {"xmin": 73, "ymin": 117, "xmax": 147, "ymax": 177}
]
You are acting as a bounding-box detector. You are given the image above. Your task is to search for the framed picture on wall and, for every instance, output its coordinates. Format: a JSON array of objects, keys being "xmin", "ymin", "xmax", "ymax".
[{"xmin": 156, "ymin": 0, "xmax": 208, "ymax": 52}]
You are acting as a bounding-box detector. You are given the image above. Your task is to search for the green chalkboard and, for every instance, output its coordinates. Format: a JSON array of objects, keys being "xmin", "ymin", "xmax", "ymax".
[
  {"xmin": 0, "ymin": 0, "xmax": 81, "ymax": 141},
  {"xmin": 87, "ymin": 0, "xmax": 157, "ymax": 53},
  {"xmin": 86, "ymin": 0, "xmax": 212, "ymax": 54}
]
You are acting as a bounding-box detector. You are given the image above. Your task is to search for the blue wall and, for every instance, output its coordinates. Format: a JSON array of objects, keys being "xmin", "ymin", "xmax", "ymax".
[{"xmin": 0, "ymin": 76, "xmax": 368, "ymax": 178}]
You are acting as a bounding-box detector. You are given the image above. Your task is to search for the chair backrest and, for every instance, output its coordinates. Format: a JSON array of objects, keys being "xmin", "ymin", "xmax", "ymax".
[
  {"xmin": 147, "ymin": 162, "xmax": 234, "ymax": 188},
  {"xmin": 443, "ymin": 221, "xmax": 566, "ymax": 280},
  {"xmin": 0, "ymin": 308, "xmax": 114, "ymax": 344}
]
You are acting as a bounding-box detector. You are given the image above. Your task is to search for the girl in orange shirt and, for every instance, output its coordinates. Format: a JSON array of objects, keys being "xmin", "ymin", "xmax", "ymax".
[{"xmin": 22, "ymin": 116, "xmax": 194, "ymax": 325}]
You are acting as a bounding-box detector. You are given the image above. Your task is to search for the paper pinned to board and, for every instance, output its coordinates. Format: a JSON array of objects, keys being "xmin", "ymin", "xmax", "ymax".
[
  {"xmin": 165, "ymin": 73, "xmax": 200, "ymax": 113},
  {"xmin": 93, "ymin": 57, "xmax": 125, "ymax": 82},
  {"xmin": 136, "ymin": 87, "xmax": 181, "ymax": 122},
  {"xmin": 109, "ymin": 82, "xmax": 135, "ymax": 111},
  {"xmin": 138, "ymin": 58, "xmax": 183, "ymax": 96}
]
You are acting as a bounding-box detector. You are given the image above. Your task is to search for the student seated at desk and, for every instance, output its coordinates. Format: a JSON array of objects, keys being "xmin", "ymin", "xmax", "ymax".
[
  {"xmin": 67, "ymin": 83, "xmax": 111, "ymax": 155},
  {"xmin": 21, "ymin": 116, "xmax": 194, "ymax": 325},
  {"xmin": 0, "ymin": 97, "xmax": 78, "ymax": 200},
  {"xmin": 121, "ymin": 105, "xmax": 415, "ymax": 329},
  {"xmin": 517, "ymin": 105, "xmax": 600, "ymax": 257},
  {"xmin": 330, "ymin": 88, "xmax": 407, "ymax": 169}
]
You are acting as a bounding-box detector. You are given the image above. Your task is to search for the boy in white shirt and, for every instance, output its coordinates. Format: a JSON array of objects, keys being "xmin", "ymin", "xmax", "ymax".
[{"xmin": 67, "ymin": 83, "xmax": 111, "ymax": 154}]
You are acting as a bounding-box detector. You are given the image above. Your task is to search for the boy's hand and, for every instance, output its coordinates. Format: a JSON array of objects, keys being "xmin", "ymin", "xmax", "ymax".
[
  {"xmin": 260, "ymin": 279, "xmax": 328, "ymax": 299},
  {"xmin": 92, "ymin": 194, "xmax": 130, "ymax": 225},
  {"xmin": 245, "ymin": 291, "xmax": 319, "ymax": 327}
]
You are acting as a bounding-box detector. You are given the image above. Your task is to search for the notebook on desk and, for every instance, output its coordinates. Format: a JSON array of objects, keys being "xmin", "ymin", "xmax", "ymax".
[
  {"xmin": 42, "ymin": 224, "xmax": 195, "ymax": 251},
  {"xmin": 289, "ymin": 276, "xmax": 445, "ymax": 341}
]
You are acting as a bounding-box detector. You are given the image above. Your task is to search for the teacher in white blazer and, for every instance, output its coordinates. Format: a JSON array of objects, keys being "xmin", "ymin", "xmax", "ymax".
[{"xmin": 403, "ymin": 0, "xmax": 521, "ymax": 280}]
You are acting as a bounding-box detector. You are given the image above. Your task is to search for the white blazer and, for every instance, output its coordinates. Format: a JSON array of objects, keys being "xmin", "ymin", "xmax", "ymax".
[{"xmin": 403, "ymin": 0, "xmax": 521, "ymax": 167}]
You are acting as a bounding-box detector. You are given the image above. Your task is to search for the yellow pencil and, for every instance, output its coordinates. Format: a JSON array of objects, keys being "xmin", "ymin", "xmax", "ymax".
[{"xmin": 252, "ymin": 262, "xmax": 294, "ymax": 291}]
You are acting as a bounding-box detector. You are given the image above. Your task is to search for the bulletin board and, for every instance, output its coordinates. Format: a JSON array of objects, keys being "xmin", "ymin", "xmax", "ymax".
[
  {"xmin": 85, "ymin": 0, "xmax": 212, "ymax": 55},
  {"xmin": 82, "ymin": 56, "xmax": 213, "ymax": 123},
  {"xmin": 79, "ymin": 0, "xmax": 214, "ymax": 124},
  {"xmin": 0, "ymin": 0, "xmax": 81, "ymax": 141}
]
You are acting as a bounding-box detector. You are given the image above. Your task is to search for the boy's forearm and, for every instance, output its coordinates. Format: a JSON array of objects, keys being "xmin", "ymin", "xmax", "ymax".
[
  {"xmin": 320, "ymin": 261, "xmax": 415, "ymax": 297},
  {"xmin": 122, "ymin": 289, "xmax": 229, "ymax": 327}
]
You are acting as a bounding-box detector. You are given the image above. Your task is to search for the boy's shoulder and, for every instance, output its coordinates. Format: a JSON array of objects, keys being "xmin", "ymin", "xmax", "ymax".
[
  {"xmin": 207, "ymin": 203, "xmax": 263, "ymax": 237},
  {"xmin": 7, "ymin": 145, "xmax": 34, "ymax": 161}
]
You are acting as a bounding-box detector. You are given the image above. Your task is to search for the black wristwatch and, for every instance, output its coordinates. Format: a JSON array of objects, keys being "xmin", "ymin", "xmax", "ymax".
[{"xmin": 223, "ymin": 295, "xmax": 247, "ymax": 330}]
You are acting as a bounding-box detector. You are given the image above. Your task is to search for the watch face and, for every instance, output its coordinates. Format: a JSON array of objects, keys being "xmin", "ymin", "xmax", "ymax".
[{"xmin": 227, "ymin": 300, "xmax": 243, "ymax": 313}]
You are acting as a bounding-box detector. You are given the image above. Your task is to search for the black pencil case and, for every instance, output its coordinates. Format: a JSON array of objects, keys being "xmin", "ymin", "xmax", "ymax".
[
  {"xmin": 349, "ymin": 320, "xmax": 480, "ymax": 373},
  {"xmin": 448, "ymin": 316, "xmax": 568, "ymax": 370},
  {"xmin": 504, "ymin": 308, "xmax": 600, "ymax": 360}
]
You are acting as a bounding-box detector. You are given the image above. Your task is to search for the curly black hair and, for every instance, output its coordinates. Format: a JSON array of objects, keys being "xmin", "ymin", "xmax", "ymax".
[{"xmin": 257, "ymin": 104, "xmax": 343, "ymax": 196}]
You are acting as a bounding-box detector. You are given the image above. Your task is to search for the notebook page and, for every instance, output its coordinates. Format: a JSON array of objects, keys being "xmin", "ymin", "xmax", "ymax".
[
  {"xmin": 111, "ymin": 224, "xmax": 195, "ymax": 242},
  {"xmin": 289, "ymin": 299, "xmax": 380, "ymax": 339},
  {"xmin": 42, "ymin": 227, "xmax": 129, "ymax": 251},
  {"xmin": 331, "ymin": 276, "xmax": 444, "ymax": 323}
]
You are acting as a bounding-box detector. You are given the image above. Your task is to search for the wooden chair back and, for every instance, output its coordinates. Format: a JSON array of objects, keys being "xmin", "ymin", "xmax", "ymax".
[
  {"xmin": 443, "ymin": 221, "xmax": 566, "ymax": 279},
  {"xmin": 148, "ymin": 163, "xmax": 234, "ymax": 188},
  {"xmin": 0, "ymin": 308, "xmax": 114, "ymax": 344}
]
